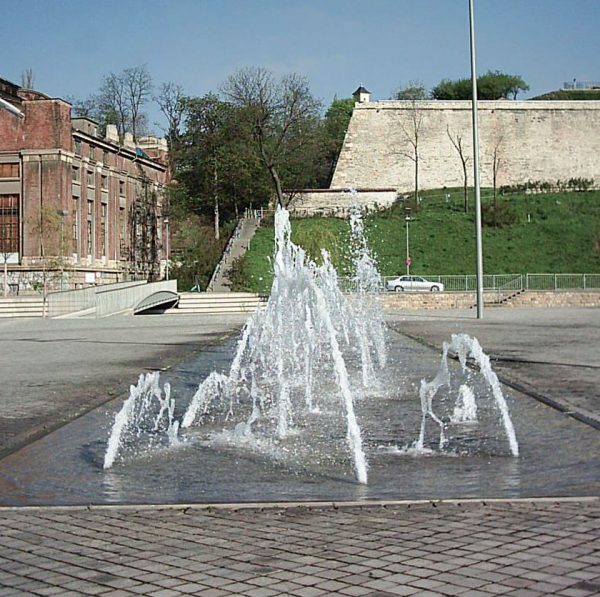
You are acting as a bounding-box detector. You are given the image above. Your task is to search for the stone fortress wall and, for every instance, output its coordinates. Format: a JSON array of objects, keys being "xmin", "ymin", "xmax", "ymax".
[{"xmin": 291, "ymin": 100, "xmax": 600, "ymax": 212}]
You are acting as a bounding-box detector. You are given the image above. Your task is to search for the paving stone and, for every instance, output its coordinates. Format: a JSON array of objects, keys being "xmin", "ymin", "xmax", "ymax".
[{"xmin": 0, "ymin": 500, "xmax": 598, "ymax": 597}]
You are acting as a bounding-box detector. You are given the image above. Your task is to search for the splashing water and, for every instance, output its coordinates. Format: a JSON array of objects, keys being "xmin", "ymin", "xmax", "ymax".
[
  {"xmin": 104, "ymin": 207, "xmax": 519, "ymax": 479},
  {"xmin": 451, "ymin": 385, "xmax": 478, "ymax": 424},
  {"xmin": 105, "ymin": 205, "xmax": 387, "ymax": 483},
  {"xmin": 348, "ymin": 203, "xmax": 387, "ymax": 386},
  {"xmin": 415, "ymin": 333, "xmax": 519, "ymax": 456},
  {"xmin": 104, "ymin": 372, "xmax": 180, "ymax": 469}
]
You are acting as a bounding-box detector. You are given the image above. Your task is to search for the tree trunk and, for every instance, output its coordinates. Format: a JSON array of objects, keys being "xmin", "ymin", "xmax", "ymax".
[
  {"xmin": 268, "ymin": 164, "xmax": 285, "ymax": 207},
  {"xmin": 463, "ymin": 161, "xmax": 468, "ymax": 213},
  {"xmin": 213, "ymin": 158, "xmax": 220, "ymax": 240},
  {"xmin": 3, "ymin": 259, "xmax": 8, "ymax": 298},
  {"xmin": 414, "ymin": 156, "xmax": 419, "ymax": 205}
]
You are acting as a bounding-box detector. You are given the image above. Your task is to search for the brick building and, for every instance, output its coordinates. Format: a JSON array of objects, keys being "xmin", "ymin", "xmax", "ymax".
[{"xmin": 0, "ymin": 76, "xmax": 169, "ymax": 293}]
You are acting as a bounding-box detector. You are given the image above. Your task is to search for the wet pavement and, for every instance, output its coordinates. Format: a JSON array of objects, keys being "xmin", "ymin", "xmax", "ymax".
[{"xmin": 0, "ymin": 307, "xmax": 599, "ymax": 596}]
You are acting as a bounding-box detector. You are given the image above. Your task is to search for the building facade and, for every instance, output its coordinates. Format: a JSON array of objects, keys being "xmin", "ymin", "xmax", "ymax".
[{"xmin": 0, "ymin": 77, "xmax": 169, "ymax": 293}]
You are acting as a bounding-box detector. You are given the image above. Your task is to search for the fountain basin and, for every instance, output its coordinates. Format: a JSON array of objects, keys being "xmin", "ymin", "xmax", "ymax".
[{"xmin": 0, "ymin": 329, "xmax": 598, "ymax": 507}]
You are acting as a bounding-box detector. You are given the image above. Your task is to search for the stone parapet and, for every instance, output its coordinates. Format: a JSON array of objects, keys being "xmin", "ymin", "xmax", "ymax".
[
  {"xmin": 288, "ymin": 188, "xmax": 397, "ymax": 217},
  {"xmin": 382, "ymin": 290, "xmax": 600, "ymax": 310}
]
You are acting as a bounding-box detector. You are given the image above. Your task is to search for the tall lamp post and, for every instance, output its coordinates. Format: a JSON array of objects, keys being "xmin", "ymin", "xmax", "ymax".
[
  {"xmin": 405, "ymin": 207, "xmax": 412, "ymax": 276},
  {"xmin": 164, "ymin": 217, "xmax": 170, "ymax": 280},
  {"xmin": 469, "ymin": 0, "xmax": 484, "ymax": 319}
]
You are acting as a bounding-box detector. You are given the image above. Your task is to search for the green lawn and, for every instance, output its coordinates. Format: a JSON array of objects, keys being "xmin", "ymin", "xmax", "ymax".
[{"xmin": 231, "ymin": 189, "xmax": 600, "ymax": 293}]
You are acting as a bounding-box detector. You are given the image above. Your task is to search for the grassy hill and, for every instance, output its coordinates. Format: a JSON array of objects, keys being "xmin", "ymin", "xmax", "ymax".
[{"xmin": 230, "ymin": 189, "xmax": 600, "ymax": 293}]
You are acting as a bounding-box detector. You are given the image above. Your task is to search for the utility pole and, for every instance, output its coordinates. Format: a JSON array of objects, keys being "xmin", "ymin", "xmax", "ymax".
[{"xmin": 469, "ymin": 0, "xmax": 484, "ymax": 319}]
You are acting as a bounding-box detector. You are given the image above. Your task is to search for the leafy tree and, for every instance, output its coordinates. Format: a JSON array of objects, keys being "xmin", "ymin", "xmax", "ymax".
[
  {"xmin": 393, "ymin": 81, "xmax": 428, "ymax": 100},
  {"xmin": 221, "ymin": 66, "xmax": 322, "ymax": 206},
  {"xmin": 319, "ymin": 97, "xmax": 355, "ymax": 186},
  {"xmin": 431, "ymin": 70, "xmax": 529, "ymax": 100},
  {"xmin": 175, "ymin": 94, "xmax": 271, "ymax": 237}
]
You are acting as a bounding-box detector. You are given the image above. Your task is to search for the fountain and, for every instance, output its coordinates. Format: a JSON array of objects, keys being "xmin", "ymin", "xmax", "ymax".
[
  {"xmin": 103, "ymin": 204, "xmax": 519, "ymax": 485},
  {"xmin": 104, "ymin": 205, "xmax": 394, "ymax": 482},
  {"xmin": 415, "ymin": 333, "xmax": 519, "ymax": 456}
]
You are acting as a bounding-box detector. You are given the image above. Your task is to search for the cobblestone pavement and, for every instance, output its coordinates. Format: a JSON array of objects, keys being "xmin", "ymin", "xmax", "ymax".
[{"xmin": 1, "ymin": 498, "xmax": 599, "ymax": 597}]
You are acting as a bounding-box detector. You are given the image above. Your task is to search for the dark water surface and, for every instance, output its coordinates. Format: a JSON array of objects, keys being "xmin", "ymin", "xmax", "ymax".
[{"xmin": 1, "ymin": 329, "xmax": 599, "ymax": 506}]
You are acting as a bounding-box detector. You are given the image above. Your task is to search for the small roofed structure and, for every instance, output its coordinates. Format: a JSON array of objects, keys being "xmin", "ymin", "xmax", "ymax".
[{"xmin": 353, "ymin": 85, "xmax": 371, "ymax": 103}]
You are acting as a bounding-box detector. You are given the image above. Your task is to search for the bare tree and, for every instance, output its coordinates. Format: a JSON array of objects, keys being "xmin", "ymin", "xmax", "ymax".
[
  {"xmin": 98, "ymin": 72, "xmax": 130, "ymax": 139},
  {"xmin": 155, "ymin": 82, "xmax": 186, "ymax": 175},
  {"xmin": 447, "ymin": 126, "xmax": 471, "ymax": 213},
  {"xmin": 75, "ymin": 66, "xmax": 153, "ymax": 141},
  {"xmin": 21, "ymin": 68, "xmax": 35, "ymax": 89},
  {"xmin": 491, "ymin": 135, "xmax": 504, "ymax": 205},
  {"xmin": 222, "ymin": 66, "xmax": 321, "ymax": 207},
  {"xmin": 156, "ymin": 82, "xmax": 185, "ymax": 144},
  {"xmin": 394, "ymin": 99, "xmax": 424, "ymax": 205},
  {"xmin": 123, "ymin": 65, "xmax": 153, "ymax": 141}
]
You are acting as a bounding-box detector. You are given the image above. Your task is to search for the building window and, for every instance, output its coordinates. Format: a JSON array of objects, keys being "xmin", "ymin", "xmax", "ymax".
[
  {"xmin": 87, "ymin": 170, "xmax": 94, "ymax": 187},
  {"xmin": 74, "ymin": 139, "xmax": 82, "ymax": 155},
  {"xmin": 87, "ymin": 220, "xmax": 93, "ymax": 256},
  {"xmin": 103, "ymin": 150, "xmax": 109, "ymax": 166},
  {"xmin": 0, "ymin": 194, "xmax": 19, "ymax": 254},
  {"xmin": 100, "ymin": 203, "xmax": 107, "ymax": 257},
  {"xmin": 0, "ymin": 163, "xmax": 19, "ymax": 178},
  {"xmin": 72, "ymin": 196, "xmax": 79, "ymax": 255},
  {"xmin": 101, "ymin": 175, "xmax": 108, "ymax": 190},
  {"xmin": 72, "ymin": 166, "xmax": 80, "ymax": 183},
  {"xmin": 87, "ymin": 200, "xmax": 94, "ymax": 256},
  {"xmin": 119, "ymin": 180, "xmax": 126, "ymax": 196},
  {"xmin": 89, "ymin": 145, "xmax": 95, "ymax": 161},
  {"xmin": 119, "ymin": 207, "xmax": 126, "ymax": 257}
]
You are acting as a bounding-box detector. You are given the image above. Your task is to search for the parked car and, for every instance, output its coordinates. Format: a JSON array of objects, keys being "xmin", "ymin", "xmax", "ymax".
[{"xmin": 387, "ymin": 275, "xmax": 444, "ymax": 292}]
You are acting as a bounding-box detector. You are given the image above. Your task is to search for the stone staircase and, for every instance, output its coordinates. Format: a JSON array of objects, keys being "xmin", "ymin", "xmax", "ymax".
[
  {"xmin": 208, "ymin": 217, "xmax": 261, "ymax": 292},
  {"xmin": 0, "ymin": 296, "xmax": 45, "ymax": 318},
  {"xmin": 167, "ymin": 292, "xmax": 267, "ymax": 315}
]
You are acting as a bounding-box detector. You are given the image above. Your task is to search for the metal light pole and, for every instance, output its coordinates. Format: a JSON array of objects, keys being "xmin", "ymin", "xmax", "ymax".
[
  {"xmin": 164, "ymin": 217, "xmax": 170, "ymax": 280},
  {"xmin": 469, "ymin": 0, "xmax": 484, "ymax": 319},
  {"xmin": 405, "ymin": 215, "xmax": 411, "ymax": 276}
]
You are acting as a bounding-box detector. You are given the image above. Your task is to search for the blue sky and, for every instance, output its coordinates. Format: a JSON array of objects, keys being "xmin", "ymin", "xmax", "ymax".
[{"xmin": 2, "ymin": 0, "xmax": 599, "ymax": 130}]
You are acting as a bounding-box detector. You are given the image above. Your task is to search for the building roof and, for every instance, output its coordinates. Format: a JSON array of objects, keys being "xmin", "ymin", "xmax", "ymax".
[{"xmin": 353, "ymin": 86, "xmax": 371, "ymax": 95}]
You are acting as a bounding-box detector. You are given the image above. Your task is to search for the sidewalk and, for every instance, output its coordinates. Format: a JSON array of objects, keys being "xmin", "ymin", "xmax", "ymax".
[{"xmin": 1, "ymin": 498, "xmax": 599, "ymax": 596}]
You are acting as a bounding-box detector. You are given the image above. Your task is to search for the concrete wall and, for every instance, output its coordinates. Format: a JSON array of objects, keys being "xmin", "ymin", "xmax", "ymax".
[{"xmin": 331, "ymin": 100, "xmax": 600, "ymax": 193}]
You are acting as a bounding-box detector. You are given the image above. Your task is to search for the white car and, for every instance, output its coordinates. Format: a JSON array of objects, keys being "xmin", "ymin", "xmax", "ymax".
[{"xmin": 387, "ymin": 275, "xmax": 444, "ymax": 292}]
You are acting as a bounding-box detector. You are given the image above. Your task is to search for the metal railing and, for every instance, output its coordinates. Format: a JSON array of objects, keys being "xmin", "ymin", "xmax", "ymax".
[
  {"xmin": 370, "ymin": 273, "xmax": 600, "ymax": 293},
  {"xmin": 525, "ymin": 273, "xmax": 600, "ymax": 291}
]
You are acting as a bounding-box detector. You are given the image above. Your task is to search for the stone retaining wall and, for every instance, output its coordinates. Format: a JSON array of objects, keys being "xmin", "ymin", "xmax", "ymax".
[
  {"xmin": 332, "ymin": 100, "xmax": 600, "ymax": 193},
  {"xmin": 288, "ymin": 188, "xmax": 397, "ymax": 217},
  {"xmin": 382, "ymin": 290, "xmax": 600, "ymax": 310}
]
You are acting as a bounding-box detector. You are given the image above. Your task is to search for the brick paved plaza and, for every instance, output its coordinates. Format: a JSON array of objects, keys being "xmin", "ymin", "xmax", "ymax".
[{"xmin": 1, "ymin": 499, "xmax": 599, "ymax": 596}]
